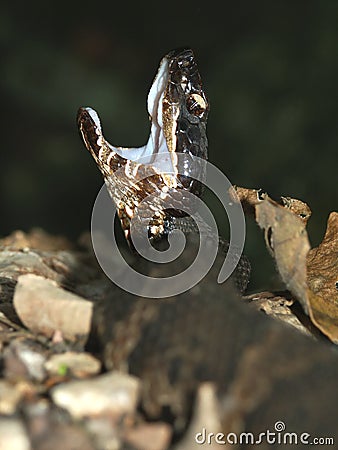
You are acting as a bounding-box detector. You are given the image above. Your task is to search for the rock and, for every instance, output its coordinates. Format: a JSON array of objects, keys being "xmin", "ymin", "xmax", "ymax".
[
  {"xmin": 51, "ymin": 371, "xmax": 140, "ymax": 419},
  {"xmin": 22, "ymin": 397, "xmax": 95, "ymax": 450},
  {"xmin": 124, "ymin": 422, "xmax": 172, "ymax": 450},
  {"xmin": 32, "ymin": 424, "xmax": 95, "ymax": 450},
  {"xmin": 13, "ymin": 274, "xmax": 92, "ymax": 340},
  {"xmin": 174, "ymin": 383, "xmax": 222, "ymax": 450},
  {"xmin": 0, "ymin": 277, "xmax": 17, "ymax": 303},
  {"xmin": 3, "ymin": 339, "xmax": 47, "ymax": 382},
  {"xmin": 0, "ymin": 380, "xmax": 23, "ymax": 414},
  {"xmin": 84, "ymin": 417, "xmax": 121, "ymax": 450},
  {"xmin": 0, "ymin": 418, "xmax": 31, "ymax": 450},
  {"xmin": 45, "ymin": 352, "xmax": 101, "ymax": 378},
  {"xmin": 0, "ymin": 229, "xmax": 74, "ymax": 252},
  {"xmin": 0, "ymin": 251, "xmax": 58, "ymax": 282}
]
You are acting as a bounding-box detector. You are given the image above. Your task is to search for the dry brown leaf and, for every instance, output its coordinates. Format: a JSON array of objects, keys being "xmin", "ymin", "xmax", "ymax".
[
  {"xmin": 256, "ymin": 201, "xmax": 338, "ymax": 342},
  {"xmin": 244, "ymin": 291, "xmax": 314, "ymax": 337},
  {"xmin": 306, "ymin": 212, "xmax": 338, "ymax": 342},
  {"xmin": 255, "ymin": 197, "xmax": 311, "ymax": 313},
  {"xmin": 231, "ymin": 186, "xmax": 265, "ymax": 216},
  {"xmin": 307, "ymin": 212, "xmax": 338, "ymax": 299},
  {"xmin": 236, "ymin": 186, "xmax": 338, "ymax": 342},
  {"xmin": 233, "ymin": 186, "xmax": 311, "ymax": 223},
  {"xmin": 280, "ymin": 196, "xmax": 312, "ymax": 223}
]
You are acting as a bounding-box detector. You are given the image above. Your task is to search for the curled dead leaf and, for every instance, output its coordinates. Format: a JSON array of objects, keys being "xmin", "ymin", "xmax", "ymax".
[
  {"xmin": 306, "ymin": 212, "xmax": 338, "ymax": 342},
  {"xmin": 232, "ymin": 186, "xmax": 311, "ymax": 223},
  {"xmin": 231, "ymin": 186, "xmax": 266, "ymax": 216},
  {"xmin": 255, "ymin": 197, "xmax": 310, "ymax": 313},
  {"xmin": 235, "ymin": 186, "xmax": 338, "ymax": 343},
  {"xmin": 280, "ymin": 196, "xmax": 312, "ymax": 223}
]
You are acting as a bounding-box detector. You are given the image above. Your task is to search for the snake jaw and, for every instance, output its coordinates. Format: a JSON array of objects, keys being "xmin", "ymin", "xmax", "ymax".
[
  {"xmin": 147, "ymin": 55, "xmax": 168, "ymax": 129},
  {"xmin": 77, "ymin": 48, "xmax": 208, "ymax": 171},
  {"xmin": 77, "ymin": 48, "xmax": 209, "ymax": 242}
]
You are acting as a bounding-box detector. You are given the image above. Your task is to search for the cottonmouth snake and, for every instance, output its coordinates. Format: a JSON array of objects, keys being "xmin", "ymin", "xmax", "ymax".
[{"xmin": 77, "ymin": 49, "xmax": 251, "ymax": 430}]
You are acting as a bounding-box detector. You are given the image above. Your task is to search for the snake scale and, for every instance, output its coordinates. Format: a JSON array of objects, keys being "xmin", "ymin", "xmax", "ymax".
[{"xmin": 77, "ymin": 49, "xmax": 251, "ymax": 432}]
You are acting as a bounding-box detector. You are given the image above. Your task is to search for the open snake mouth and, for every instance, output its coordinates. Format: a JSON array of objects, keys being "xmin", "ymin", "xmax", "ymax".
[{"xmin": 77, "ymin": 48, "xmax": 209, "ymax": 241}]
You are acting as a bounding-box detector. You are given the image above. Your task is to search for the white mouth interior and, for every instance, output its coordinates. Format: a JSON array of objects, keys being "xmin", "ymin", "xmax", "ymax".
[{"xmin": 88, "ymin": 56, "xmax": 177, "ymax": 174}]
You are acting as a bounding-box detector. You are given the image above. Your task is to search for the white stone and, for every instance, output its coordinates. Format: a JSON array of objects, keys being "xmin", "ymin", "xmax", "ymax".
[{"xmin": 51, "ymin": 371, "xmax": 140, "ymax": 419}]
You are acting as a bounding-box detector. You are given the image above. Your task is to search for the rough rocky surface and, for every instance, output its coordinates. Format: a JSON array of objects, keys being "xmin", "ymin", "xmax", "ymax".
[{"xmin": 0, "ymin": 229, "xmax": 337, "ymax": 449}]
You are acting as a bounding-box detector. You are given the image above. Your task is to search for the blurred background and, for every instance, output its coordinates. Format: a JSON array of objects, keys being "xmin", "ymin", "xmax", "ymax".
[{"xmin": 1, "ymin": 1, "xmax": 337, "ymax": 290}]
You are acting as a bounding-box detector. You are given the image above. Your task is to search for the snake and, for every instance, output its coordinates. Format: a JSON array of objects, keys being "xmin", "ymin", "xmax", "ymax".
[
  {"xmin": 77, "ymin": 48, "xmax": 250, "ymax": 292},
  {"xmin": 77, "ymin": 49, "xmax": 251, "ymax": 431},
  {"xmin": 77, "ymin": 49, "xmax": 209, "ymax": 244}
]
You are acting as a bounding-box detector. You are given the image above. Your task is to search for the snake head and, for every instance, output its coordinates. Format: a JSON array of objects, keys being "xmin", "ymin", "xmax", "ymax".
[
  {"xmin": 148, "ymin": 48, "xmax": 209, "ymax": 159},
  {"xmin": 77, "ymin": 48, "xmax": 209, "ymax": 241}
]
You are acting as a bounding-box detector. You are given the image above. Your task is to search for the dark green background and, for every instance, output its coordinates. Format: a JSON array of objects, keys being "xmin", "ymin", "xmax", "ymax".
[{"xmin": 1, "ymin": 1, "xmax": 337, "ymax": 290}]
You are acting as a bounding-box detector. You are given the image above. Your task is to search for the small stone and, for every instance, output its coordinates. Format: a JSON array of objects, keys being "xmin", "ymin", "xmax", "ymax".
[
  {"xmin": 13, "ymin": 274, "xmax": 92, "ymax": 340},
  {"xmin": 0, "ymin": 380, "xmax": 23, "ymax": 414},
  {"xmin": 124, "ymin": 422, "xmax": 172, "ymax": 450},
  {"xmin": 18, "ymin": 343, "xmax": 46, "ymax": 381},
  {"xmin": 174, "ymin": 383, "xmax": 222, "ymax": 450},
  {"xmin": 85, "ymin": 417, "xmax": 121, "ymax": 450},
  {"xmin": 0, "ymin": 418, "xmax": 31, "ymax": 450},
  {"xmin": 33, "ymin": 424, "xmax": 95, "ymax": 450},
  {"xmin": 51, "ymin": 371, "xmax": 140, "ymax": 419},
  {"xmin": 22, "ymin": 397, "xmax": 95, "ymax": 449},
  {"xmin": 3, "ymin": 339, "xmax": 47, "ymax": 382},
  {"xmin": 45, "ymin": 352, "xmax": 101, "ymax": 378}
]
